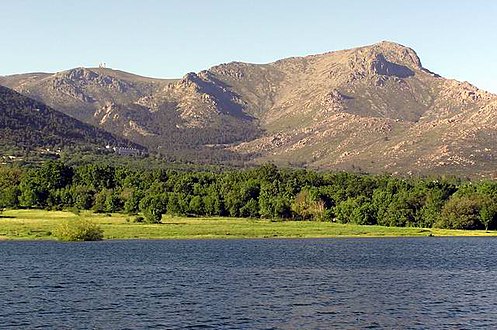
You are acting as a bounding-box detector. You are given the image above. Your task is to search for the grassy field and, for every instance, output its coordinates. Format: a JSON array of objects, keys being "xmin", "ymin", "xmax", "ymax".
[{"xmin": 1, "ymin": 209, "xmax": 496, "ymax": 241}]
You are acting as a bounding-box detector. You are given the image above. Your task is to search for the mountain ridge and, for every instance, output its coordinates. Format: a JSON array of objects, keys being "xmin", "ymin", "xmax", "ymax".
[{"xmin": 2, "ymin": 41, "xmax": 497, "ymax": 176}]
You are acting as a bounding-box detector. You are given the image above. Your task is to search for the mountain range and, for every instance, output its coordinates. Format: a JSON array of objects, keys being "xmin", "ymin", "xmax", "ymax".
[{"xmin": 1, "ymin": 41, "xmax": 497, "ymax": 176}]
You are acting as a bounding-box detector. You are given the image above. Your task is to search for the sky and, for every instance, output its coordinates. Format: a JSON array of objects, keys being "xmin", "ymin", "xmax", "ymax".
[{"xmin": 2, "ymin": 0, "xmax": 497, "ymax": 92}]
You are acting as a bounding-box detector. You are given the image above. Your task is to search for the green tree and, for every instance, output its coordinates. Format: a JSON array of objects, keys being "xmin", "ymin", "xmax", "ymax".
[
  {"xmin": 93, "ymin": 189, "xmax": 110, "ymax": 213},
  {"xmin": 334, "ymin": 196, "xmax": 376, "ymax": 225},
  {"xmin": 0, "ymin": 167, "xmax": 21, "ymax": 208},
  {"xmin": 437, "ymin": 194, "xmax": 484, "ymax": 229},
  {"xmin": 188, "ymin": 195, "xmax": 204, "ymax": 216},
  {"xmin": 203, "ymin": 187, "xmax": 224, "ymax": 216},
  {"xmin": 259, "ymin": 182, "xmax": 279, "ymax": 218},
  {"xmin": 38, "ymin": 161, "xmax": 73, "ymax": 190},
  {"xmin": 123, "ymin": 189, "xmax": 144, "ymax": 215},
  {"xmin": 70, "ymin": 185, "xmax": 94, "ymax": 210},
  {"xmin": 104, "ymin": 191, "xmax": 123, "ymax": 213},
  {"xmin": 139, "ymin": 194, "xmax": 167, "ymax": 223},
  {"xmin": 74, "ymin": 164, "xmax": 115, "ymax": 190},
  {"xmin": 18, "ymin": 171, "xmax": 48, "ymax": 208},
  {"xmin": 239, "ymin": 198, "xmax": 260, "ymax": 218},
  {"xmin": 291, "ymin": 189, "xmax": 326, "ymax": 221},
  {"xmin": 478, "ymin": 195, "xmax": 497, "ymax": 231}
]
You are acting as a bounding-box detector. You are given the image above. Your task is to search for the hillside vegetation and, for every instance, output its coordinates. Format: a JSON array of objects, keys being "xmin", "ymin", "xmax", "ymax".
[{"xmin": 0, "ymin": 85, "xmax": 140, "ymax": 151}]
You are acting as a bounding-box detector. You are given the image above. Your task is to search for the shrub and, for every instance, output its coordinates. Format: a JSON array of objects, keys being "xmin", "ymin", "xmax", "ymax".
[
  {"xmin": 133, "ymin": 215, "xmax": 145, "ymax": 223},
  {"xmin": 53, "ymin": 218, "xmax": 104, "ymax": 241},
  {"xmin": 143, "ymin": 207, "xmax": 163, "ymax": 223}
]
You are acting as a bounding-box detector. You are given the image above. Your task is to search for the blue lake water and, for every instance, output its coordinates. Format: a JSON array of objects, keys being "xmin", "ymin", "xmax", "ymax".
[{"xmin": 1, "ymin": 237, "xmax": 497, "ymax": 329}]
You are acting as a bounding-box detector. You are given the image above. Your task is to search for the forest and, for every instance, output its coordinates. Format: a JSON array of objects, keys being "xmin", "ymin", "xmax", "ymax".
[{"xmin": 1, "ymin": 160, "xmax": 497, "ymax": 230}]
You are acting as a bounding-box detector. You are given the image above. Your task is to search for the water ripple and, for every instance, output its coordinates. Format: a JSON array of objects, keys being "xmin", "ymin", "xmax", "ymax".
[{"xmin": 1, "ymin": 238, "xmax": 497, "ymax": 329}]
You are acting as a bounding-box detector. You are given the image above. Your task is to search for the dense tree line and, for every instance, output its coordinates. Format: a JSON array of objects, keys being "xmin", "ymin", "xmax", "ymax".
[{"xmin": 1, "ymin": 161, "xmax": 497, "ymax": 230}]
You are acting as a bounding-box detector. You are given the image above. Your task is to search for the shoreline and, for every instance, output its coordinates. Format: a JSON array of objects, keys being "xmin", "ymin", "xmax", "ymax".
[{"xmin": 1, "ymin": 209, "xmax": 496, "ymax": 241}]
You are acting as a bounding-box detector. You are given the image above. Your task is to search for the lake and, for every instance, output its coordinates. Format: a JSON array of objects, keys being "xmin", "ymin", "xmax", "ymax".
[{"xmin": 1, "ymin": 237, "xmax": 497, "ymax": 329}]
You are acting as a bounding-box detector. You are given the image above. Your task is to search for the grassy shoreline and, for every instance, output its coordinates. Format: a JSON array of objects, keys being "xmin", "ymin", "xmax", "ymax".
[{"xmin": 0, "ymin": 209, "xmax": 496, "ymax": 241}]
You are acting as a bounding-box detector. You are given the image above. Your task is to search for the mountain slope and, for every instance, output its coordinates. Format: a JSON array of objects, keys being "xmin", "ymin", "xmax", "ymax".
[
  {"xmin": 0, "ymin": 68, "xmax": 260, "ymax": 155},
  {"xmin": 2, "ymin": 41, "xmax": 497, "ymax": 175},
  {"xmin": 0, "ymin": 85, "xmax": 139, "ymax": 150},
  {"xmin": 204, "ymin": 41, "xmax": 497, "ymax": 175}
]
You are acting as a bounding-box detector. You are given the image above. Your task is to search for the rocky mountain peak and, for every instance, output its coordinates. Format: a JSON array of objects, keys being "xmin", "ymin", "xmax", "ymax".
[
  {"xmin": 343, "ymin": 41, "xmax": 423, "ymax": 81},
  {"xmin": 58, "ymin": 67, "xmax": 98, "ymax": 81},
  {"xmin": 307, "ymin": 41, "xmax": 426, "ymax": 86},
  {"xmin": 370, "ymin": 41, "xmax": 423, "ymax": 69},
  {"xmin": 209, "ymin": 62, "xmax": 249, "ymax": 79},
  {"xmin": 178, "ymin": 72, "xmax": 203, "ymax": 90},
  {"xmin": 181, "ymin": 72, "xmax": 199, "ymax": 82},
  {"xmin": 52, "ymin": 67, "xmax": 132, "ymax": 96}
]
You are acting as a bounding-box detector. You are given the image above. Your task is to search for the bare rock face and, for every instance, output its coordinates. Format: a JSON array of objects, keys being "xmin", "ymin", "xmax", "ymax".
[
  {"xmin": 368, "ymin": 53, "xmax": 414, "ymax": 78},
  {"xmin": 2, "ymin": 41, "xmax": 497, "ymax": 176},
  {"xmin": 320, "ymin": 89, "xmax": 350, "ymax": 113},
  {"xmin": 372, "ymin": 41, "xmax": 423, "ymax": 69},
  {"xmin": 209, "ymin": 62, "xmax": 247, "ymax": 79}
]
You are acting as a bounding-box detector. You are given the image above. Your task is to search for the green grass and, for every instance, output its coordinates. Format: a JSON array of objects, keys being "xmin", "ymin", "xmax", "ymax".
[{"xmin": 0, "ymin": 209, "xmax": 496, "ymax": 240}]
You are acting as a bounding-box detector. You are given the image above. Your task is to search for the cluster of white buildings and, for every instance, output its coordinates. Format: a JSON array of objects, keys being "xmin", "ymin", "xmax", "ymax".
[{"xmin": 105, "ymin": 146, "xmax": 141, "ymax": 156}]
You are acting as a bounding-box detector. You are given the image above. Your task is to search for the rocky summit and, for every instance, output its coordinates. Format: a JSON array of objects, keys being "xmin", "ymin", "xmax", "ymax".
[{"xmin": 2, "ymin": 41, "xmax": 497, "ymax": 176}]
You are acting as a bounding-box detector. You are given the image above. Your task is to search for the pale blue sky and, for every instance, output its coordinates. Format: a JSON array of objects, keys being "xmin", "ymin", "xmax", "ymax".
[{"xmin": 2, "ymin": 0, "xmax": 497, "ymax": 92}]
